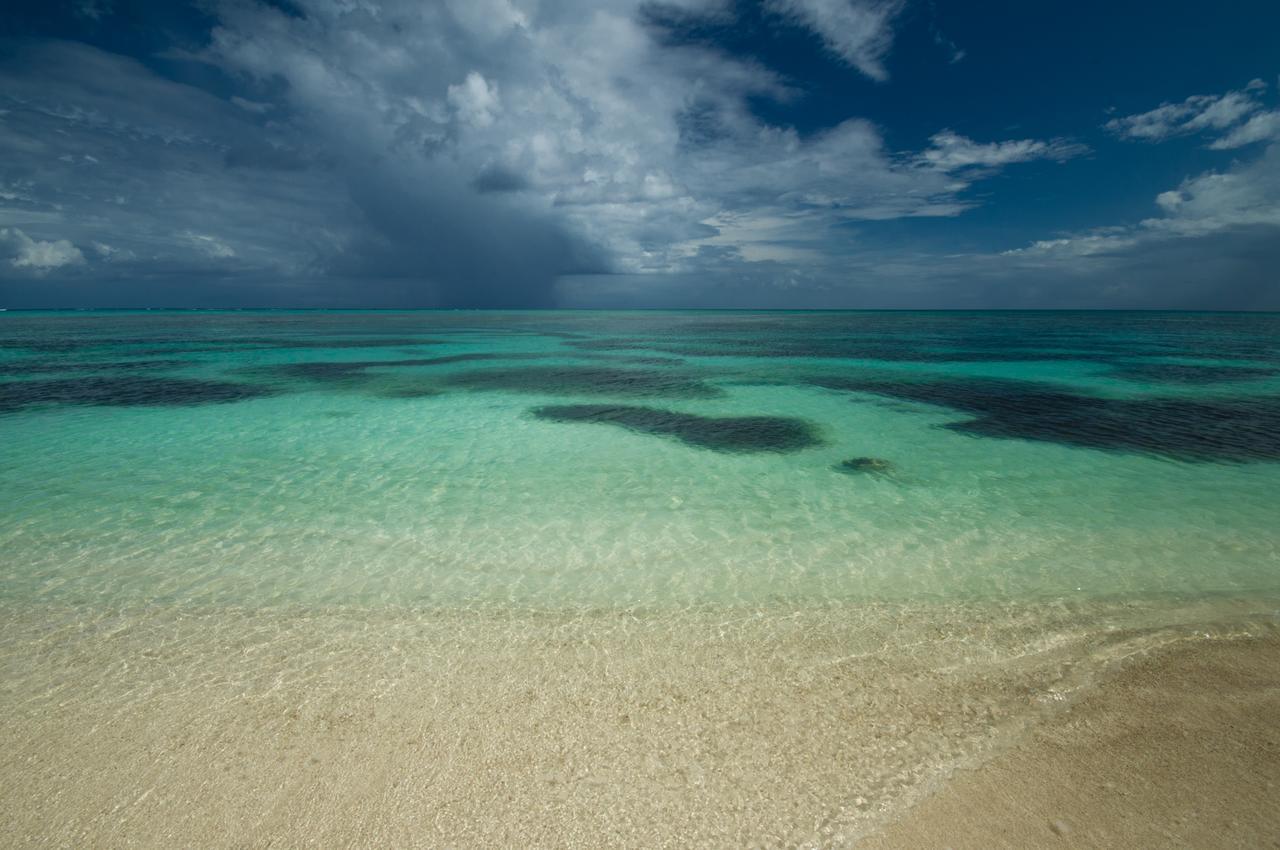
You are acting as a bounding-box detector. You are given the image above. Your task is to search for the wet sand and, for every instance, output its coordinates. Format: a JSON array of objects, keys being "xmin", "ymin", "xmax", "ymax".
[
  {"xmin": 1, "ymin": 600, "xmax": 1277, "ymax": 848},
  {"xmin": 865, "ymin": 633, "xmax": 1280, "ymax": 849}
]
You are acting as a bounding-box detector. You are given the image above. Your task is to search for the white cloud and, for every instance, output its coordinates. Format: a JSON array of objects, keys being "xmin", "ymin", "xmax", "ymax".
[
  {"xmin": 1004, "ymin": 141, "xmax": 1280, "ymax": 260},
  {"xmin": 0, "ymin": 181, "xmax": 36, "ymax": 203},
  {"xmin": 1142, "ymin": 153, "xmax": 1280, "ymax": 236},
  {"xmin": 0, "ymin": 227, "xmax": 86, "ymax": 272},
  {"xmin": 76, "ymin": 0, "xmax": 112, "ymax": 21},
  {"xmin": 767, "ymin": 0, "xmax": 905, "ymax": 81},
  {"xmin": 90, "ymin": 240, "xmax": 135, "ymax": 262},
  {"xmin": 1209, "ymin": 110, "xmax": 1280, "ymax": 150},
  {"xmin": 1105, "ymin": 80, "xmax": 1280, "ymax": 148},
  {"xmin": 920, "ymin": 130, "xmax": 1088, "ymax": 171},
  {"xmin": 198, "ymin": 0, "xmax": 1079, "ymax": 279},
  {"xmin": 930, "ymin": 25, "xmax": 965, "ymax": 65},
  {"xmin": 447, "ymin": 72, "xmax": 501, "ymax": 128},
  {"xmin": 230, "ymin": 95, "xmax": 272, "ymax": 114},
  {"xmin": 448, "ymin": 0, "xmax": 530, "ymax": 42},
  {"xmin": 184, "ymin": 232, "xmax": 237, "ymax": 259},
  {"xmin": 1000, "ymin": 231, "xmax": 1139, "ymax": 259},
  {"xmin": 0, "ymin": 3, "xmax": 1085, "ymax": 303}
]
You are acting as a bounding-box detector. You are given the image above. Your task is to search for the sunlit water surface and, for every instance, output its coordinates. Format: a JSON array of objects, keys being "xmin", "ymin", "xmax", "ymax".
[
  {"xmin": 3, "ymin": 310, "xmax": 1279, "ymax": 845},
  {"xmin": 3, "ymin": 310, "xmax": 1279, "ymax": 610}
]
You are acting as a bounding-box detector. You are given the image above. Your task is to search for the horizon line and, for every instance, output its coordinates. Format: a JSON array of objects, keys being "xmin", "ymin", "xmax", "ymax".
[{"xmin": 3, "ymin": 306, "xmax": 1280, "ymax": 315}]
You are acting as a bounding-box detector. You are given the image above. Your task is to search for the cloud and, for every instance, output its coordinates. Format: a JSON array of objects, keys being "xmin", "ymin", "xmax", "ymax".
[
  {"xmin": 930, "ymin": 23, "xmax": 965, "ymax": 65},
  {"xmin": 767, "ymin": 0, "xmax": 905, "ymax": 81},
  {"xmin": 1144, "ymin": 147, "xmax": 1280, "ymax": 235},
  {"xmin": 577, "ymin": 127, "xmax": 1280, "ymax": 311},
  {"xmin": 919, "ymin": 130, "xmax": 1088, "ymax": 171},
  {"xmin": 230, "ymin": 96, "xmax": 272, "ymax": 114},
  {"xmin": 1008, "ymin": 141, "xmax": 1280, "ymax": 258},
  {"xmin": 0, "ymin": 39, "xmax": 376, "ymax": 297},
  {"xmin": 978, "ymin": 139, "xmax": 1280, "ymax": 309},
  {"xmin": 1209, "ymin": 109, "xmax": 1280, "ymax": 150},
  {"xmin": 0, "ymin": 181, "xmax": 36, "ymax": 203},
  {"xmin": 1, "ymin": 227, "xmax": 86, "ymax": 272},
  {"xmin": 0, "ymin": 2, "xmax": 1090, "ymax": 306},
  {"xmin": 1105, "ymin": 80, "xmax": 1280, "ymax": 148},
  {"xmin": 75, "ymin": 1, "xmax": 112, "ymax": 21},
  {"xmin": 447, "ymin": 72, "xmax": 501, "ymax": 128},
  {"xmin": 201, "ymin": 0, "xmax": 940, "ymax": 283},
  {"xmin": 90, "ymin": 240, "xmax": 133, "ymax": 262},
  {"xmin": 184, "ymin": 232, "xmax": 237, "ymax": 259}
]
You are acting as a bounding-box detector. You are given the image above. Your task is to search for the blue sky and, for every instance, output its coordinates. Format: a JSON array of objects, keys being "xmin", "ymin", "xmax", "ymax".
[{"xmin": 1, "ymin": 0, "xmax": 1278, "ymax": 308}]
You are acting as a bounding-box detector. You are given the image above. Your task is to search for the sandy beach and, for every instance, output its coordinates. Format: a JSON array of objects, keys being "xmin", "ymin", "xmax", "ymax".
[
  {"xmin": 866, "ymin": 632, "xmax": 1280, "ymax": 849},
  {"xmin": 2, "ymin": 599, "xmax": 1277, "ymax": 848}
]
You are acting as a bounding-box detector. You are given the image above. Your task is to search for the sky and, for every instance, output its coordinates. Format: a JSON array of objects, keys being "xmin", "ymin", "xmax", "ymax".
[{"xmin": 0, "ymin": 0, "xmax": 1278, "ymax": 309}]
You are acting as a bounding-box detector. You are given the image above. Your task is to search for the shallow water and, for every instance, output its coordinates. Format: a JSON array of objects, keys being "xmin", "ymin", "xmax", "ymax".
[
  {"xmin": 3, "ymin": 310, "xmax": 1279, "ymax": 610},
  {"xmin": 2, "ymin": 310, "xmax": 1279, "ymax": 845}
]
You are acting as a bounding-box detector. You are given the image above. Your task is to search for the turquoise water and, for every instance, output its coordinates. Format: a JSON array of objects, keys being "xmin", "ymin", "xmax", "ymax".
[{"xmin": 3, "ymin": 310, "xmax": 1279, "ymax": 611}]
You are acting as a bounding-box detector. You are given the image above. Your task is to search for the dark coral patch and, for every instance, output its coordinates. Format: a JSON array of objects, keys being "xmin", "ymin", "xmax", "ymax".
[
  {"xmin": 0, "ymin": 358, "xmax": 189, "ymax": 376},
  {"xmin": 1106, "ymin": 362, "xmax": 1278, "ymax": 385},
  {"xmin": 247, "ymin": 353, "xmax": 552, "ymax": 383},
  {"xmin": 835, "ymin": 457, "xmax": 895, "ymax": 475},
  {"xmin": 0, "ymin": 337, "xmax": 444, "ymax": 356},
  {"xmin": 272, "ymin": 338, "xmax": 442, "ymax": 349},
  {"xmin": 0, "ymin": 376, "xmax": 279, "ymax": 413},
  {"xmin": 532, "ymin": 404, "xmax": 821, "ymax": 453},
  {"xmin": 569, "ymin": 337, "xmax": 1134, "ymax": 364},
  {"xmin": 576, "ymin": 354, "xmax": 687, "ymax": 366},
  {"xmin": 254, "ymin": 361, "xmax": 377, "ymax": 381},
  {"xmin": 811, "ymin": 375, "xmax": 1280, "ymax": 462},
  {"xmin": 558, "ymin": 311, "xmax": 1280, "ymax": 366},
  {"xmin": 444, "ymin": 366, "xmax": 722, "ymax": 399},
  {"xmin": 563, "ymin": 338, "xmax": 656, "ymax": 352},
  {"xmin": 409, "ymin": 353, "xmax": 550, "ymax": 366}
]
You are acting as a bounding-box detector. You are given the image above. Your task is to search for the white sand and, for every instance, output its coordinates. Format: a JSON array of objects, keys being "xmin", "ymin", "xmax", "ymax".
[
  {"xmin": 1, "ymin": 597, "xmax": 1276, "ymax": 847},
  {"xmin": 863, "ymin": 632, "xmax": 1280, "ymax": 849}
]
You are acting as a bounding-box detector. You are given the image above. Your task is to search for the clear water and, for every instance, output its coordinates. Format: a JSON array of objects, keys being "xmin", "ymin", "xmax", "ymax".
[
  {"xmin": 2, "ymin": 309, "xmax": 1278, "ymax": 611},
  {"xmin": 5, "ymin": 310, "xmax": 1280, "ymax": 845}
]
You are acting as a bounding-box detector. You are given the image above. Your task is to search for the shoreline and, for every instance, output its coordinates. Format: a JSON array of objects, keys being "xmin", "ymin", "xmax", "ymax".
[
  {"xmin": 1, "ymin": 597, "xmax": 1277, "ymax": 847},
  {"xmin": 862, "ymin": 631, "xmax": 1280, "ymax": 849}
]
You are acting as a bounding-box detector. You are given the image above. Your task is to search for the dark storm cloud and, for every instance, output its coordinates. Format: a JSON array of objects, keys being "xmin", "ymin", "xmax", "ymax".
[
  {"xmin": 0, "ymin": 20, "xmax": 605, "ymax": 307},
  {"xmin": 331, "ymin": 161, "xmax": 602, "ymax": 308},
  {"xmin": 471, "ymin": 165, "xmax": 531, "ymax": 194},
  {"xmin": 0, "ymin": 37, "xmax": 337, "ymax": 303},
  {"xmin": 0, "ymin": 1, "xmax": 1277, "ymax": 307}
]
